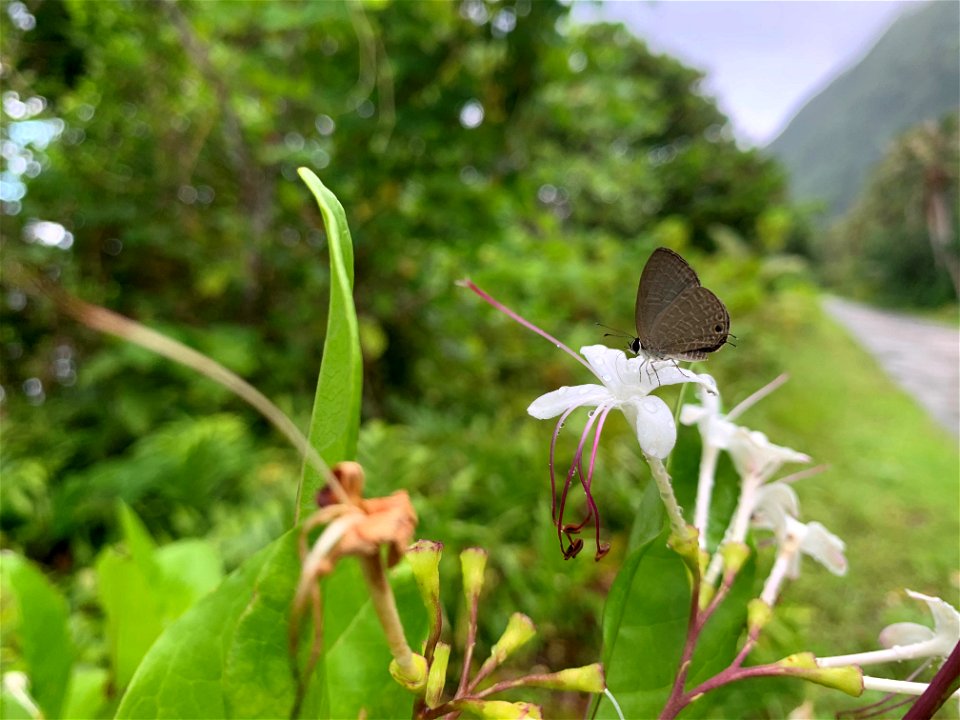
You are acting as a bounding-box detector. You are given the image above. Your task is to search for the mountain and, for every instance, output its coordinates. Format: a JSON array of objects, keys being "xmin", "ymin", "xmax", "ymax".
[{"xmin": 767, "ymin": 1, "xmax": 960, "ymax": 218}]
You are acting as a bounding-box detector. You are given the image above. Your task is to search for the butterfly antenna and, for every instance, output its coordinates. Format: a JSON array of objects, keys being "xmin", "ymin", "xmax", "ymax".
[
  {"xmin": 726, "ymin": 333, "xmax": 738, "ymax": 349},
  {"xmin": 595, "ymin": 322, "xmax": 632, "ymax": 339}
]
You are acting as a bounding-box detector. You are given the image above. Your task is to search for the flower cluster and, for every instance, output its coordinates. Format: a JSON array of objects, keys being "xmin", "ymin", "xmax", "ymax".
[{"xmin": 463, "ymin": 276, "xmax": 955, "ymax": 715}]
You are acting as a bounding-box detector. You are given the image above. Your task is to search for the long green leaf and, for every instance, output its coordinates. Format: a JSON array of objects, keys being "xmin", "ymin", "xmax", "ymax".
[{"xmin": 296, "ymin": 168, "xmax": 363, "ymax": 520}]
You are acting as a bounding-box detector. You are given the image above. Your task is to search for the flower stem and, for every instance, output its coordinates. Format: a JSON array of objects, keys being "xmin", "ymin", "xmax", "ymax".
[
  {"xmin": 693, "ymin": 444, "xmax": 720, "ymax": 549},
  {"xmin": 645, "ymin": 455, "xmax": 687, "ymax": 537},
  {"xmin": 358, "ymin": 553, "xmax": 417, "ymax": 678}
]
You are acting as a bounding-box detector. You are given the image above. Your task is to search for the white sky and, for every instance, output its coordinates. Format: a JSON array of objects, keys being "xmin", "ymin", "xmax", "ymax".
[{"xmin": 571, "ymin": 0, "xmax": 915, "ymax": 147}]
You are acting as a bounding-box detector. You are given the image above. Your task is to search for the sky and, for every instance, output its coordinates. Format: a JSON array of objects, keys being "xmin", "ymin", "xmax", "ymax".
[{"xmin": 571, "ymin": 0, "xmax": 915, "ymax": 147}]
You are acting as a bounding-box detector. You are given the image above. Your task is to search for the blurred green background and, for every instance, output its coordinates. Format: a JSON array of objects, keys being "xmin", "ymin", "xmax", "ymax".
[{"xmin": 1, "ymin": 1, "xmax": 957, "ymax": 718}]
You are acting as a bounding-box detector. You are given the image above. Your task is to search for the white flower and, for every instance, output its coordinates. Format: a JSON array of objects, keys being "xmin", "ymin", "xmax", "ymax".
[
  {"xmin": 727, "ymin": 427, "xmax": 810, "ymax": 483},
  {"xmin": 751, "ymin": 481, "xmax": 800, "ymax": 536},
  {"xmin": 679, "ymin": 375, "xmax": 737, "ymax": 450},
  {"xmin": 879, "ymin": 590, "xmax": 960, "ymax": 660},
  {"xmin": 528, "ymin": 344, "xmax": 715, "ymax": 459},
  {"xmin": 752, "ymin": 482, "xmax": 847, "ymax": 578}
]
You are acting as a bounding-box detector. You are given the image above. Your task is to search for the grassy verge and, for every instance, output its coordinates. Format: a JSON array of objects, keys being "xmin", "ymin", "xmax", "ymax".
[{"xmin": 711, "ymin": 289, "xmax": 958, "ymax": 717}]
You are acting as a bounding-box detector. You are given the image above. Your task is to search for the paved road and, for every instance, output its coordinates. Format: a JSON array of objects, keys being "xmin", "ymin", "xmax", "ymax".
[{"xmin": 823, "ymin": 297, "xmax": 959, "ymax": 438}]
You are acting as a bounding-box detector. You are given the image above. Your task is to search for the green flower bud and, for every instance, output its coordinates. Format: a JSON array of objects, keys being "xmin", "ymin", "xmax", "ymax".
[
  {"xmin": 775, "ymin": 653, "xmax": 863, "ymax": 697},
  {"xmin": 425, "ymin": 642, "xmax": 450, "ymax": 708},
  {"xmin": 407, "ymin": 540, "xmax": 443, "ymax": 604},
  {"xmin": 407, "ymin": 540, "xmax": 443, "ymax": 640},
  {"xmin": 461, "ymin": 547, "xmax": 488, "ymax": 603},
  {"xmin": 720, "ymin": 542, "xmax": 750, "ymax": 576},
  {"xmin": 451, "ymin": 699, "xmax": 543, "ymax": 718},
  {"xmin": 747, "ymin": 599, "xmax": 772, "ymax": 634},
  {"xmin": 489, "ymin": 613, "xmax": 537, "ymax": 664},
  {"xmin": 389, "ymin": 652, "xmax": 428, "ymax": 694},
  {"xmin": 698, "ymin": 582, "xmax": 716, "ymax": 610},
  {"xmin": 668, "ymin": 524, "xmax": 700, "ymax": 572},
  {"xmin": 523, "ymin": 663, "xmax": 606, "ymax": 693}
]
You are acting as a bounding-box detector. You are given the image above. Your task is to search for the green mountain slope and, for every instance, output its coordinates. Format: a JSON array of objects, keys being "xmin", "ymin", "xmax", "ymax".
[{"xmin": 767, "ymin": 1, "xmax": 959, "ymax": 218}]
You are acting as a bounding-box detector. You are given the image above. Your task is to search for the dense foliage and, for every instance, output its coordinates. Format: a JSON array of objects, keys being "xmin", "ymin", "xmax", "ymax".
[
  {"xmin": 14, "ymin": 2, "xmax": 956, "ymax": 718},
  {"xmin": 769, "ymin": 0, "xmax": 960, "ymax": 219},
  {"xmin": 819, "ymin": 112, "xmax": 959, "ymax": 307},
  {"xmin": 2, "ymin": 0, "xmax": 792, "ymax": 560}
]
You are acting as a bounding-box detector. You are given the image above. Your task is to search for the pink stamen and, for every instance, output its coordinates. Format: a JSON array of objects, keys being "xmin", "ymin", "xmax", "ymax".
[
  {"xmin": 549, "ymin": 405, "xmax": 580, "ymax": 524},
  {"xmin": 457, "ymin": 278, "xmax": 599, "ymax": 380},
  {"xmin": 557, "ymin": 408, "xmax": 602, "ymax": 558},
  {"xmin": 582, "ymin": 406, "xmax": 614, "ymax": 559}
]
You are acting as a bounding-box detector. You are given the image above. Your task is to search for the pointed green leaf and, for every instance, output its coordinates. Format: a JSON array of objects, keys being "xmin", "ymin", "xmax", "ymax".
[{"xmin": 296, "ymin": 168, "xmax": 363, "ymax": 519}]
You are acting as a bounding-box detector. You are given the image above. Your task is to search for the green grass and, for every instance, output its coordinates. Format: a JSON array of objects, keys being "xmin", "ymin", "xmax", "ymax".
[{"xmin": 709, "ymin": 289, "xmax": 958, "ymax": 718}]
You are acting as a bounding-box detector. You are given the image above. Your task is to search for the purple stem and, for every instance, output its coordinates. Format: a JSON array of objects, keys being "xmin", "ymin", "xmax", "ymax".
[
  {"xmin": 903, "ymin": 640, "xmax": 960, "ymax": 720},
  {"xmin": 581, "ymin": 406, "xmax": 613, "ymax": 558},
  {"xmin": 549, "ymin": 405, "xmax": 580, "ymax": 524},
  {"xmin": 557, "ymin": 408, "xmax": 601, "ymax": 558}
]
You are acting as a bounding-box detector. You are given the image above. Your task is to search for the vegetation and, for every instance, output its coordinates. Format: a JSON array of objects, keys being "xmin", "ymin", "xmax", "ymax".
[
  {"xmin": 769, "ymin": 0, "xmax": 960, "ymax": 219},
  {"xmin": 819, "ymin": 112, "xmax": 959, "ymax": 307},
  {"xmin": 1, "ymin": 2, "xmax": 956, "ymax": 719}
]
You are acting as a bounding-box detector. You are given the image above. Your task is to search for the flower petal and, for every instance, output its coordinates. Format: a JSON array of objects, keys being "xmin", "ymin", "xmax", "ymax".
[
  {"xmin": 728, "ymin": 427, "xmax": 810, "ymax": 480},
  {"xmin": 580, "ymin": 345, "xmax": 652, "ymax": 397},
  {"xmin": 679, "ymin": 404, "xmax": 709, "ymax": 426},
  {"xmin": 623, "ymin": 395, "xmax": 677, "ymax": 459},
  {"xmin": 905, "ymin": 590, "xmax": 960, "ymax": 651},
  {"xmin": 799, "ymin": 521, "xmax": 847, "ymax": 576},
  {"xmin": 879, "ymin": 622, "xmax": 936, "ymax": 649},
  {"xmin": 527, "ymin": 384, "xmax": 610, "ymax": 419},
  {"xmin": 752, "ymin": 481, "xmax": 800, "ymax": 537},
  {"xmin": 652, "ymin": 364, "xmax": 717, "ymax": 394}
]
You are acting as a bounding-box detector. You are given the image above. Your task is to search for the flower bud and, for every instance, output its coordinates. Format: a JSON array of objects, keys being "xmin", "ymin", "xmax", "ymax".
[
  {"xmin": 523, "ymin": 663, "xmax": 605, "ymax": 693},
  {"xmin": 668, "ymin": 524, "xmax": 700, "ymax": 572},
  {"xmin": 407, "ymin": 540, "xmax": 443, "ymax": 636},
  {"xmin": 720, "ymin": 542, "xmax": 750, "ymax": 576},
  {"xmin": 389, "ymin": 653, "xmax": 428, "ymax": 694},
  {"xmin": 425, "ymin": 642, "xmax": 450, "ymax": 708},
  {"xmin": 489, "ymin": 613, "xmax": 537, "ymax": 664},
  {"xmin": 461, "ymin": 547, "xmax": 488, "ymax": 603},
  {"xmin": 450, "ymin": 699, "xmax": 543, "ymax": 718},
  {"xmin": 775, "ymin": 653, "xmax": 863, "ymax": 697},
  {"xmin": 747, "ymin": 599, "xmax": 772, "ymax": 634}
]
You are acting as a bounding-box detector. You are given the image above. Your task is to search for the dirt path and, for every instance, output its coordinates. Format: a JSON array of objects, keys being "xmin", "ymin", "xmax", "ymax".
[{"xmin": 823, "ymin": 297, "xmax": 959, "ymax": 438}]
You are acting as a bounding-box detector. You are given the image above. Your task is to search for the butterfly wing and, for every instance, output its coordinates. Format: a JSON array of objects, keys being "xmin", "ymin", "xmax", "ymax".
[
  {"xmin": 635, "ymin": 247, "xmax": 702, "ymax": 351},
  {"xmin": 643, "ymin": 286, "xmax": 730, "ymax": 361}
]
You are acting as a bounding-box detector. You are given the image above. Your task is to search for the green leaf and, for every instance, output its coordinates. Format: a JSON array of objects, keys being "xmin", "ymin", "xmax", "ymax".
[
  {"xmin": 117, "ymin": 529, "xmax": 427, "ymax": 719},
  {"xmin": 96, "ymin": 546, "xmax": 165, "ymax": 689},
  {"xmin": 600, "ymin": 478, "xmax": 666, "ymax": 660},
  {"xmin": 322, "ymin": 559, "xmax": 428, "ymax": 719},
  {"xmin": 598, "ymin": 531, "xmax": 689, "ymax": 719},
  {"xmin": 296, "ymin": 168, "xmax": 363, "ymax": 519},
  {"xmin": 62, "ymin": 666, "xmax": 110, "ymax": 720},
  {"xmin": 0, "ymin": 551, "xmax": 73, "ymax": 719},
  {"xmin": 97, "ymin": 503, "xmax": 223, "ymax": 687},
  {"xmin": 116, "ymin": 532, "xmax": 295, "ymax": 719}
]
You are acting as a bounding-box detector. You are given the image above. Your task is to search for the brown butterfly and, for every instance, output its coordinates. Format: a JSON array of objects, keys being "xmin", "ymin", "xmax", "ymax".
[{"xmin": 631, "ymin": 247, "xmax": 730, "ymax": 361}]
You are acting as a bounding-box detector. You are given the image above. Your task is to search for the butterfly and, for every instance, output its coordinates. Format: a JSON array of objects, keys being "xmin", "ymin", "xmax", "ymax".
[{"xmin": 631, "ymin": 247, "xmax": 730, "ymax": 361}]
